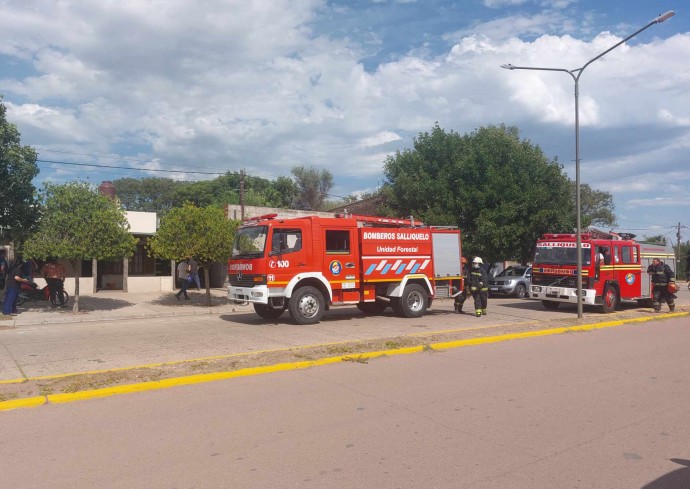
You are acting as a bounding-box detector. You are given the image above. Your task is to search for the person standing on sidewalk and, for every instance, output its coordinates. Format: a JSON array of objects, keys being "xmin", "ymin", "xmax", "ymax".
[
  {"xmin": 647, "ymin": 258, "xmax": 676, "ymax": 312},
  {"xmin": 175, "ymin": 258, "xmax": 191, "ymax": 301},
  {"xmin": 188, "ymin": 258, "xmax": 201, "ymax": 291},
  {"xmin": 3, "ymin": 258, "xmax": 31, "ymax": 316},
  {"xmin": 469, "ymin": 256, "xmax": 489, "ymax": 317},
  {"xmin": 39, "ymin": 258, "xmax": 67, "ymax": 308}
]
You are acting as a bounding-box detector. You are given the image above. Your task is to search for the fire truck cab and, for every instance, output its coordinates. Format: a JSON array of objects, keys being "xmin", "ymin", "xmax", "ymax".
[
  {"xmin": 531, "ymin": 230, "xmax": 676, "ymax": 313},
  {"xmin": 228, "ymin": 213, "xmax": 463, "ymax": 324}
]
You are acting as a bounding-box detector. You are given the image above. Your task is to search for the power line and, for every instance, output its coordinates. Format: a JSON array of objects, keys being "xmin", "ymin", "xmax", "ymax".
[{"xmin": 37, "ymin": 159, "xmax": 227, "ymax": 175}]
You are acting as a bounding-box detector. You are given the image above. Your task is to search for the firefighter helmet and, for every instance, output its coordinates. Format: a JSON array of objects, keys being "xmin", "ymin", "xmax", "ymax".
[
  {"xmin": 472, "ymin": 257, "xmax": 483, "ymax": 265},
  {"xmin": 667, "ymin": 282, "xmax": 678, "ymax": 294}
]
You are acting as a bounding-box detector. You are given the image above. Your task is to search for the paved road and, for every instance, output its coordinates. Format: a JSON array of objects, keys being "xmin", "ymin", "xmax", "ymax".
[
  {"xmin": 2, "ymin": 315, "xmax": 688, "ymax": 489},
  {"xmin": 2, "ymin": 294, "xmax": 683, "ymax": 381}
]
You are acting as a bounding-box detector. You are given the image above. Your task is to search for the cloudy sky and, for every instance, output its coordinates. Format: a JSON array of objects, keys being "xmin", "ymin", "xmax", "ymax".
[{"xmin": 1, "ymin": 0, "xmax": 688, "ymax": 243}]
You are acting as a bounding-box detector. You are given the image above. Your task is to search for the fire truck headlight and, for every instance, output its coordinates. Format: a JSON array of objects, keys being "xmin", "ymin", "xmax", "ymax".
[
  {"xmin": 251, "ymin": 291, "xmax": 264, "ymax": 298},
  {"xmin": 532, "ymin": 286, "xmax": 543, "ymax": 293}
]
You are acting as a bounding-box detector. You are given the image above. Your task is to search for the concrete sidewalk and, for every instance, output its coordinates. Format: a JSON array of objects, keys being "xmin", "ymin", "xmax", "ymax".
[{"xmin": 0, "ymin": 288, "xmax": 251, "ymax": 327}]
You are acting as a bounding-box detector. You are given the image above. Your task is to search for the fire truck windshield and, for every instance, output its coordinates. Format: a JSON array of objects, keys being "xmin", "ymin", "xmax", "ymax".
[
  {"xmin": 534, "ymin": 246, "xmax": 592, "ymax": 266},
  {"xmin": 232, "ymin": 226, "xmax": 268, "ymax": 258}
]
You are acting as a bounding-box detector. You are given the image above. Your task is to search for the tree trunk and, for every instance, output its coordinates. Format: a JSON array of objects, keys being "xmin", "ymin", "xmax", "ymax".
[
  {"xmin": 204, "ymin": 266, "xmax": 211, "ymax": 307},
  {"xmin": 71, "ymin": 259, "xmax": 80, "ymax": 313}
]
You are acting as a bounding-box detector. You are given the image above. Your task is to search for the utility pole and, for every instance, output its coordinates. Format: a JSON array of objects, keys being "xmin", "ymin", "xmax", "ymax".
[
  {"xmin": 677, "ymin": 222, "xmax": 682, "ymax": 263},
  {"xmin": 239, "ymin": 169, "xmax": 245, "ymax": 220}
]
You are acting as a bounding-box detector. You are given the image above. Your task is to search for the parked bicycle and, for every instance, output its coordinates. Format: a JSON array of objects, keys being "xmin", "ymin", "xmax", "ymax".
[{"xmin": 17, "ymin": 281, "xmax": 69, "ymax": 307}]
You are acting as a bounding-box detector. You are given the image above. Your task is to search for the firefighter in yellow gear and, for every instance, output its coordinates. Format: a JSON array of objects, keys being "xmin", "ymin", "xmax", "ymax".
[{"xmin": 469, "ymin": 257, "xmax": 489, "ymax": 317}]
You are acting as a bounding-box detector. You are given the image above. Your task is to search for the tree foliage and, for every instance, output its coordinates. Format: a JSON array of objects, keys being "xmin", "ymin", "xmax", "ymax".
[
  {"xmin": 112, "ymin": 173, "xmax": 300, "ymax": 214},
  {"xmin": 0, "ymin": 96, "xmax": 40, "ymax": 241},
  {"xmin": 22, "ymin": 181, "xmax": 138, "ymax": 312},
  {"xmin": 383, "ymin": 124, "xmax": 578, "ymax": 264},
  {"xmin": 290, "ymin": 165, "xmax": 334, "ymax": 211},
  {"xmin": 578, "ymin": 183, "xmax": 616, "ymax": 228},
  {"xmin": 147, "ymin": 203, "xmax": 238, "ymax": 305}
]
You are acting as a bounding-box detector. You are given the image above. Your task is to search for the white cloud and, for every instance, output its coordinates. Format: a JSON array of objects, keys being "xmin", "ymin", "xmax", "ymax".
[{"xmin": 0, "ymin": 0, "xmax": 689, "ymax": 234}]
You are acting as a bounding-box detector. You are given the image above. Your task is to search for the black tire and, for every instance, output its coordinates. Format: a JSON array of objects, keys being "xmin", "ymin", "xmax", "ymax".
[
  {"xmin": 514, "ymin": 283, "xmax": 527, "ymax": 299},
  {"xmin": 253, "ymin": 303, "xmax": 285, "ymax": 319},
  {"xmin": 601, "ymin": 285, "xmax": 619, "ymax": 314},
  {"xmin": 16, "ymin": 294, "xmax": 28, "ymax": 306},
  {"xmin": 50, "ymin": 290, "xmax": 69, "ymax": 306},
  {"xmin": 541, "ymin": 300, "xmax": 560, "ymax": 310},
  {"xmin": 288, "ymin": 286, "xmax": 325, "ymax": 325},
  {"xmin": 356, "ymin": 301, "xmax": 388, "ymax": 314},
  {"xmin": 395, "ymin": 283, "xmax": 428, "ymax": 318}
]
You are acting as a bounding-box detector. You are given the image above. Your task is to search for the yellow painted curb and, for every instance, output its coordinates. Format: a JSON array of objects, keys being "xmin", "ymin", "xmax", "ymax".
[
  {"xmin": 0, "ymin": 396, "xmax": 47, "ymax": 411},
  {"xmin": 1, "ymin": 311, "xmax": 687, "ymax": 411}
]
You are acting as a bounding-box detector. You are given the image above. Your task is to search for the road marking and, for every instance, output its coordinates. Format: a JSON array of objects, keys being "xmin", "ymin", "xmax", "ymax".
[{"xmin": 1, "ymin": 312, "xmax": 687, "ymax": 411}]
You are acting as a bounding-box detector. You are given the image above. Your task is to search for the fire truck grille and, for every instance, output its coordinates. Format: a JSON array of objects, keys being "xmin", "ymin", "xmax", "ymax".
[
  {"xmin": 229, "ymin": 274, "xmax": 258, "ymax": 287},
  {"xmin": 532, "ymin": 274, "xmax": 577, "ymax": 288}
]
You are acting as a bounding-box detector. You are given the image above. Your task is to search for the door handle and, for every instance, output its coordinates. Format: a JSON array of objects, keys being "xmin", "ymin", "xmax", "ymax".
[{"xmin": 345, "ymin": 263, "xmax": 355, "ymax": 268}]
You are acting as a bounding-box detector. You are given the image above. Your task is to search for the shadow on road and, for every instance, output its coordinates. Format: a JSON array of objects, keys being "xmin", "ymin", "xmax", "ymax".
[{"xmin": 641, "ymin": 458, "xmax": 690, "ymax": 488}]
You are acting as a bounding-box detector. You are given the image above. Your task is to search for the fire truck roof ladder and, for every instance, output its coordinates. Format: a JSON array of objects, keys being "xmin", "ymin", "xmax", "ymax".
[
  {"xmin": 585, "ymin": 228, "xmax": 623, "ymax": 240},
  {"xmin": 335, "ymin": 212, "xmax": 424, "ymax": 228}
]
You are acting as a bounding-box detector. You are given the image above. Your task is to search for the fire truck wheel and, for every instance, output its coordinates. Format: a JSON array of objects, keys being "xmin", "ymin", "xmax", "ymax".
[
  {"xmin": 541, "ymin": 300, "xmax": 560, "ymax": 310},
  {"xmin": 394, "ymin": 283, "xmax": 428, "ymax": 318},
  {"xmin": 601, "ymin": 285, "xmax": 619, "ymax": 314},
  {"xmin": 288, "ymin": 286, "xmax": 325, "ymax": 325},
  {"xmin": 356, "ymin": 301, "xmax": 388, "ymax": 315},
  {"xmin": 253, "ymin": 303, "xmax": 286, "ymax": 319}
]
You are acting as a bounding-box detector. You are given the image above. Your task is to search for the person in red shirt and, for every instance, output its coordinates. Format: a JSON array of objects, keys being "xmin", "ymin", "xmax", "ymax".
[{"xmin": 39, "ymin": 258, "xmax": 67, "ymax": 308}]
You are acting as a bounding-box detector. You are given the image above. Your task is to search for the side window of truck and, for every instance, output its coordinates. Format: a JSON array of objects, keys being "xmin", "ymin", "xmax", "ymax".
[
  {"xmin": 271, "ymin": 229, "xmax": 302, "ymax": 254},
  {"xmin": 325, "ymin": 230, "xmax": 350, "ymax": 254},
  {"xmin": 621, "ymin": 246, "xmax": 637, "ymax": 264}
]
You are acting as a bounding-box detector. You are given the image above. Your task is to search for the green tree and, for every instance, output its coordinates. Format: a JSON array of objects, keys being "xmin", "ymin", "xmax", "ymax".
[
  {"xmin": 113, "ymin": 177, "xmax": 182, "ymax": 213},
  {"xmin": 22, "ymin": 182, "xmax": 138, "ymax": 313},
  {"xmin": 147, "ymin": 203, "xmax": 238, "ymax": 306},
  {"xmin": 384, "ymin": 124, "xmax": 575, "ymax": 264},
  {"xmin": 291, "ymin": 166, "xmax": 334, "ymax": 211},
  {"xmin": 578, "ymin": 183, "xmax": 616, "ymax": 228},
  {"xmin": 0, "ymin": 96, "xmax": 40, "ymax": 241}
]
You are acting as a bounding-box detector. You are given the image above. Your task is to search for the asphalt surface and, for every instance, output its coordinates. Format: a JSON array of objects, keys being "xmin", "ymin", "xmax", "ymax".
[
  {"xmin": 0, "ymin": 287, "xmax": 688, "ymax": 409},
  {"xmin": 2, "ymin": 315, "xmax": 689, "ymax": 488}
]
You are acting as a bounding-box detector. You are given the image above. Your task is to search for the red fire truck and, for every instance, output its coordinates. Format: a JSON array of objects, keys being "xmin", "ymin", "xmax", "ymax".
[
  {"xmin": 531, "ymin": 229, "xmax": 676, "ymax": 312},
  {"xmin": 227, "ymin": 213, "xmax": 463, "ymax": 324}
]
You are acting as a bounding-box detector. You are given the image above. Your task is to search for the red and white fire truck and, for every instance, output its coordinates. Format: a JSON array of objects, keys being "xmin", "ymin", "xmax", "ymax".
[
  {"xmin": 531, "ymin": 229, "xmax": 676, "ymax": 312},
  {"xmin": 227, "ymin": 213, "xmax": 463, "ymax": 324}
]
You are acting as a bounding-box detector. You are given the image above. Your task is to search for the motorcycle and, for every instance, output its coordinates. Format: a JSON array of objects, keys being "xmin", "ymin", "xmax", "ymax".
[{"xmin": 17, "ymin": 281, "xmax": 69, "ymax": 307}]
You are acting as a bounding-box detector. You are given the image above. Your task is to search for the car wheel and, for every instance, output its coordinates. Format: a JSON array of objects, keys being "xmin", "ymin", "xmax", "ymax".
[{"xmin": 514, "ymin": 283, "xmax": 527, "ymax": 299}]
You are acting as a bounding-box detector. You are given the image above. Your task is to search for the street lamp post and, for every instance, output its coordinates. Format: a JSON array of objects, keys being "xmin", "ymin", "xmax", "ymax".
[{"xmin": 501, "ymin": 10, "xmax": 674, "ymax": 319}]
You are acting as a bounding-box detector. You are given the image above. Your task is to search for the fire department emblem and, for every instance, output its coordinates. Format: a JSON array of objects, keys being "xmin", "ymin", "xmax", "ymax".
[
  {"xmin": 268, "ymin": 274, "xmax": 275, "ymax": 282},
  {"xmin": 625, "ymin": 273, "xmax": 635, "ymax": 285},
  {"xmin": 329, "ymin": 260, "xmax": 342, "ymax": 276}
]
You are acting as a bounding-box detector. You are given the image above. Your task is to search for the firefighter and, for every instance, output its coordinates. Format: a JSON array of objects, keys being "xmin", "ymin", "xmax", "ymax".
[
  {"xmin": 647, "ymin": 258, "xmax": 676, "ymax": 312},
  {"xmin": 469, "ymin": 256, "xmax": 489, "ymax": 317},
  {"xmin": 454, "ymin": 257, "xmax": 470, "ymax": 314}
]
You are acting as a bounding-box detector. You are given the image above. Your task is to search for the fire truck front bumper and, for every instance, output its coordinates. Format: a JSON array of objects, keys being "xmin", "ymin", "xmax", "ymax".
[
  {"xmin": 530, "ymin": 285, "xmax": 597, "ymax": 305},
  {"xmin": 228, "ymin": 285, "xmax": 270, "ymax": 305}
]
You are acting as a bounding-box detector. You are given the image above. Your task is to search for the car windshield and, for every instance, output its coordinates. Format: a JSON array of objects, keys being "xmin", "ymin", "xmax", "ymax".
[
  {"xmin": 232, "ymin": 226, "xmax": 268, "ymax": 258},
  {"xmin": 497, "ymin": 268, "xmax": 527, "ymax": 277},
  {"xmin": 534, "ymin": 245, "xmax": 591, "ymax": 266}
]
